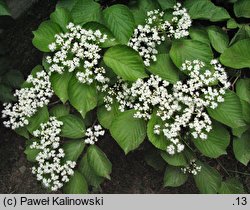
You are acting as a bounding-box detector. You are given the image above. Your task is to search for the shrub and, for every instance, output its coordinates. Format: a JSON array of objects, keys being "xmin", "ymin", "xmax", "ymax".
[{"xmin": 1, "ymin": 0, "xmax": 250, "ymax": 194}]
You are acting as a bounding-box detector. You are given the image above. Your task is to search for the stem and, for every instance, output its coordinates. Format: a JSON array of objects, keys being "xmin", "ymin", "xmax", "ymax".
[
  {"xmin": 216, "ymin": 160, "xmax": 230, "ymax": 176},
  {"xmin": 227, "ymin": 170, "xmax": 250, "ymax": 176}
]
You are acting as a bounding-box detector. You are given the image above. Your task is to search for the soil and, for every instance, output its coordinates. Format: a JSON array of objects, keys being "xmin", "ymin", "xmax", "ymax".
[{"xmin": 0, "ymin": 0, "xmax": 249, "ymax": 194}]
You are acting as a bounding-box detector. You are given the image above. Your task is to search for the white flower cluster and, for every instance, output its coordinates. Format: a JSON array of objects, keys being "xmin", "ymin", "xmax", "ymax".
[
  {"xmin": 104, "ymin": 59, "xmax": 230, "ymax": 155},
  {"xmin": 2, "ymin": 70, "xmax": 53, "ymax": 130},
  {"xmin": 161, "ymin": 3, "xmax": 192, "ymax": 39},
  {"xmin": 84, "ymin": 124, "xmax": 105, "ymax": 145},
  {"xmin": 46, "ymin": 23, "xmax": 110, "ymax": 86},
  {"xmin": 128, "ymin": 3, "xmax": 191, "ymax": 66},
  {"xmin": 31, "ymin": 117, "xmax": 76, "ymax": 191},
  {"xmin": 181, "ymin": 159, "xmax": 201, "ymax": 175}
]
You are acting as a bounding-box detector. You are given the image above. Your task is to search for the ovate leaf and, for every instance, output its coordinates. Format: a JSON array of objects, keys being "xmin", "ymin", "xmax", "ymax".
[
  {"xmin": 219, "ymin": 178, "xmax": 245, "ymax": 194},
  {"xmin": 207, "ymin": 91, "xmax": 246, "ymax": 129},
  {"xmin": 234, "ymin": 0, "xmax": 250, "ymax": 18},
  {"xmin": 194, "ymin": 162, "xmax": 222, "ymax": 194},
  {"xmin": 164, "ymin": 166, "xmax": 188, "ymax": 187},
  {"xmin": 63, "ymin": 171, "xmax": 88, "ymax": 194},
  {"xmin": 79, "ymin": 155, "xmax": 104, "ymax": 187},
  {"xmin": 63, "ymin": 139, "xmax": 85, "ymax": 161},
  {"xmin": 0, "ymin": 0, "xmax": 10, "ymax": 16},
  {"xmin": 32, "ymin": 20, "xmax": 62, "ymax": 52},
  {"xmin": 189, "ymin": 27, "xmax": 210, "ymax": 45},
  {"xmin": 50, "ymin": 104, "xmax": 70, "ymax": 118},
  {"xmin": 71, "ymin": 0, "xmax": 101, "ymax": 25},
  {"xmin": 50, "ymin": 6, "xmax": 72, "ymax": 32},
  {"xmin": 97, "ymin": 102, "xmax": 120, "ymax": 129},
  {"xmin": 110, "ymin": 109, "xmax": 147, "ymax": 154},
  {"xmin": 27, "ymin": 106, "xmax": 49, "ymax": 133},
  {"xmin": 207, "ymin": 26, "xmax": 229, "ymax": 53},
  {"xmin": 50, "ymin": 71, "xmax": 73, "ymax": 104},
  {"xmin": 184, "ymin": 0, "xmax": 230, "ymax": 22},
  {"xmin": 220, "ymin": 39, "xmax": 250, "ymax": 69},
  {"xmin": 158, "ymin": 0, "xmax": 176, "ymax": 10},
  {"xmin": 161, "ymin": 151, "xmax": 188, "ymax": 167},
  {"xmin": 148, "ymin": 53, "xmax": 179, "ymax": 84},
  {"xmin": 193, "ymin": 122, "xmax": 230, "ymax": 158},
  {"xmin": 103, "ymin": 4, "xmax": 135, "ymax": 44},
  {"xmin": 104, "ymin": 45, "xmax": 147, "ymax": 81},
  {"xmin": 24, "ymin": 146, "xmax": 40, "ymax": 162},
  {"xmin": 147, "ymin": 111, "xmax": 169, "ymax": 150},
  {"xmin": 59, "ymin": 114, "xmax": 85, "ymax": 139},
  {"xmin": 87, "ymin": 145, "xmax": 112, "ymax": 179},
  {"xmin": 170, "ymin": 39, "xmax": 213, "ymax": 68},
  {"xmin": 233, "ymin": 130, "xmax": 250, "ymax": 166},
  {"xmin": 68, "ymin": 76, "xmax": 97, "ymax": 118}
]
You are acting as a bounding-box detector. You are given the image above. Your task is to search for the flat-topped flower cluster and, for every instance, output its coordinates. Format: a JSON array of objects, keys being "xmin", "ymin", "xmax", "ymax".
[
  {"xmin": 128, "ymin": 3, "xmax": 192, "ymax": 66},
  {"xmin": 46, "ymin": 23, "xmax": 110, "ymax": 88},
  {"xmin": 31, "ymin": 117, "xmax": 76, "ymax": 191},
  {"xmin": 2, "ymin": 70, "xmax": 53, "ymax": 130},
  {"xmin": 104, "ymin": 59, "xmax": 230, "ymax": 155}
]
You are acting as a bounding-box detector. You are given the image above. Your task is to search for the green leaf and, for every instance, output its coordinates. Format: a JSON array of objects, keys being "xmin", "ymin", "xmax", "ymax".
[
  {"xmin": 147, "ymin": 54, "xmax": 179, "ymax": 84},
  {"xmin": 97, "ymin": 102, "xmax": 120, "ymax": 129},
  {"xmin": 158, "ymin": 0, "xmax": 176, "ymax": 10},
  {"xmin": 24, "ymin": 146, "xmax": 40, "ymax": 162},
  {"xmin": 230, "ymin": 25, "xmax": 250, "ymax": 45},
  {"xmin": 164, "ymin": 166, "xmax": 188, "ymax": 187},
  {"xmin": 193, "ymin": 122, "xmax": 230, "ymax": 158},
  {"xmin": 50, "ymin": 104, "xmax": 70, "ymax": 118},
  {"xmin": 71, "ymin": 0, "xmax": 101, "ymax": 25},
  {"xmin": 227, "ymin": 18, "xmax": 238, "ymax": 29},
  {"xmin": 232, "ymin": 125, "xmax": 249, "ymax": 138},
  {"xmin": 207, "ymin": 91, "xmax": 246, "ymax": 129},
  {"xmin": 0, "ymin": 0, "xmax": 10, "ymax": 16},
  {"xmin": 219, "ymin": 178, "xmax": 245, "ymax": 194},
  {"xmin": 147, "ymin": 111, "xmax": 169, "ymax": 150},
  {"xmin": 234, "ymin": 0, "xmax": 250, "ymax": 18},
  {"xmin": 207, "ymin": 26, "xmax": 229, "ymax": 53},
  {"xmin": 161, "ymin": 151, "xmax": 188, "ymax": 167},
  {"xmin": 236, "ymin": 78, "xmax": 250, "ymax": 103},
  {"xmin": 15, "ymin": 127, "xmax": 29, "ymax": 139},
  {"xmin": 3, "ymin": 70, "xmax": 24, "ymax": 88},
  {"xmin": 170, "ymin": 40, "xmax": 213, "ymax": 68},
  {"xmin": 32, "ymin": 20, "xmax": 62, "ymax": 52},
  {"xmin": 50, "ymin": 71, "xmax": 73, "ymax": 104},
  {"xmin": 0, "ymin": 84, "xmax": 15, "ymax": 102},
  {"xmin": 194, "ymin": 162, "xmax": 222, "ymax": 194},
  {"xmin": 50, "ymin": 6, "xmax": 72, "ymax": 32},
  {"xmin": 104, "ymin": 45, "xmax": 147, "ymax": 81},
  {"xmin": 68, "ymin": 75, "xmax": 97, "ymax": 118},
  {"xmin": 184, "ymin": 0, "xmax": 230, "ymax": 22},
  {"xmin": 79, "ymin": 155, "xmax": 104, "ymax": 187},
  {"xmin": 236, "ymin": 79, "xmax": 250, "ymax": 123},
  {"xmin": 87, "ymin": 145, "xmax": 112, "ymax": 179},
  {"xmin": 103, "ymin": 4, "xmax": 135, "ymax": 44},
  {"xmin": 189, "ymin": 27, "xmax": 210, "ymax": 45},
  {"xmin": 59, "ymin": 114, "xmax": 85, "ymax": 139},
  {"xmin": 27, "ymin": 106, "xmax": 49, "ymax": 133},
  {"xmin": 63, "ymin": 139, "xmax": 85, "ymax": 161},
  {"xmin": 129, "ymin": 0, "xmax": 160, "ymax": 25},
  {"xmin": 233, "ymin": 130, "xmax": 250, "ymax": 166},
  {"xmin": 57, "ymin": 0, "xmax": 77, "ymax": 11},
  {"xmin": 63, "ymin": 171, "xmax": 88, "ymax": 194},
  {"xmin": 220, "ymin": 39, "xmax": 250, "ymax": 69},
  {"xmin": 83, "ymin": 22, "xmax": 118, "ymax": 48},
  {"xmin": 144, "ymin": 150, "xmax": 165, "ymax": 171},
  {"xmin": 110, "ymin": 109, "xmax": 147, "ymax": 154}
]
